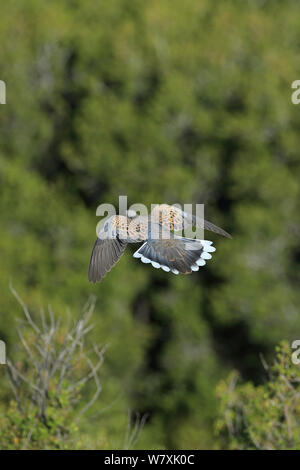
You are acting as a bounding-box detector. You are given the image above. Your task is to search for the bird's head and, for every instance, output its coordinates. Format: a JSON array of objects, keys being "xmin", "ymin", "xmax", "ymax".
[{"xmin": 126, "ymin": 209, "xmax": 137, "ymax": 219}]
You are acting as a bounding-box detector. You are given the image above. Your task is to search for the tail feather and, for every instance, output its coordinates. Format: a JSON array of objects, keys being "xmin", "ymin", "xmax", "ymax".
[{"xmin": 133, "ymin": 238, "xmax": 216, "ymax": 274}]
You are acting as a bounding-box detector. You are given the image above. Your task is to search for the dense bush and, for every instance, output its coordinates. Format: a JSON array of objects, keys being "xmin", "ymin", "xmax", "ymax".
[{"xmin": 0, "ymin": 0, "xmax": 300, "ymax": 448}]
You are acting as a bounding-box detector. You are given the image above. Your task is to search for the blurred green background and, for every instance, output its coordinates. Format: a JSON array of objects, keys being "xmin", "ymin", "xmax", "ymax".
[{"xmin": 1, "ymin": 0, "xmax": 300, "ymax": 449}]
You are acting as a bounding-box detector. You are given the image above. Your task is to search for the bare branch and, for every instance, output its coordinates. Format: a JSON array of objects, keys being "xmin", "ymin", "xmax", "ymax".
[{"xmin": 7, "ymin": 290, "xmax": 105, "ymax": 442}]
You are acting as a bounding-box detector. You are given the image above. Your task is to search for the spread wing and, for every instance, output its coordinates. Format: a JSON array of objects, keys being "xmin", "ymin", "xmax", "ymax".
[
  {"xmin": 88, "ymin": 221, "xmax": 127, "ymax": 283},
  {"xmin": 151, "ymin": 204, "xmax": 232, "ymax": 238}
]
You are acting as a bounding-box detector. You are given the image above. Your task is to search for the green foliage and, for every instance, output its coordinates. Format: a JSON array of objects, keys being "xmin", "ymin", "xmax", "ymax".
[
  {"xmin": 216, "ymin": 342, "xmax": 300, "ymax": 450},
  {"xmin": 1, "ymin": 394, "xmax": 79, "ymax": 450},
  {"xmin": 0, "ymin": 293, "xmax": 105, "ymax": 450}
]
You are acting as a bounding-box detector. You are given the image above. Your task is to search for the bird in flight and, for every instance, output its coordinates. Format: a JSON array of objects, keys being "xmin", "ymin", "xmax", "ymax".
[{"xmin": 88, "ymin": 204, "xmax": 231, "ymax": 283}]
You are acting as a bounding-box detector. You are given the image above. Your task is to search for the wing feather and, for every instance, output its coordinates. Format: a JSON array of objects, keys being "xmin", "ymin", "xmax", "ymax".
[
  {"xmin": 151, "ymin": 204, "xmax": 232, "ymax": 238},
  {"xmin": 88, "ymin": 237, "xmax": 127, "ymax": 283}
]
